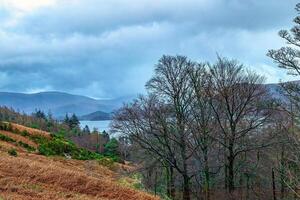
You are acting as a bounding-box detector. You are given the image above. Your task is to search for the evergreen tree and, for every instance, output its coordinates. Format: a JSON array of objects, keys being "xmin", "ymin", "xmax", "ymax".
[
  {"xmin": 69, "ymin": 113, "xmax": 80, "ymax": 129},
  {"xmin": 33, "ymin": 109, "xmax": 46, "ymax": 120},
  {"xmin": 83, "ymin": 125, "xmax": 90, "ymax": 134},
  {"xmin": 64, "ymin": 114, "xmax": 70, "ymax": 125},
  {"xmin": 104, "ymin": 138, "xmax": 120, "ymax": 158}
]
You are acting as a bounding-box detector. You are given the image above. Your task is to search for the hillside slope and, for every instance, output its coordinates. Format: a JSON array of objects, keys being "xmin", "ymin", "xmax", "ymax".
[{"xmin": 0, "ymin": 123, "xmax": 158, "ymax": 200}]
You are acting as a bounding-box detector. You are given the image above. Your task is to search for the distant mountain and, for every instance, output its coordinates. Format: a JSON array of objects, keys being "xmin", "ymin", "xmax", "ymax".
[
  {"xmin": 0, "ymin": 82, "xmax": 297, "ymax": 120},
  {"xmin": 265, "ymin": 80, "xmax": 300, "ymax": 101},
  {"xmin": 79, "ymin": 111, "xmax": 111, "ymax": 121},
  {"xmin": 0, "ymin": 91, "xmax": 135, "ymax": 118}
]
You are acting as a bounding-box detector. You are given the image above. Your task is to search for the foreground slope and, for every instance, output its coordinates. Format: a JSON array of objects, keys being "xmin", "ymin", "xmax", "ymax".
[{"xmin": 0, "ymin": 123, "xmax": 158, "ymax": 200}]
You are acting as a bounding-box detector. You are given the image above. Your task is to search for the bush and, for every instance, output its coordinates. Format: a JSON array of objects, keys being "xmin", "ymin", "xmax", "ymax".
[
  {"xmin": 0, "ymin": 122, "xmax": 13, "ymax": 132},
  {"xmin": 29, "ymin": 134, "xmax": 48, "ymax": 144},
  {"xmin": 18, "ymin": 141, "xmax": 35, "ymax": 152},
  {"xmin": 21, "ymin": 130, "xmax": 30, "ymax": 137},
  {"xmin": 98, "ymin": 157, "xmax": 115, "ymax": 169},
  {"xmin": 38, "ymin": 135, "xmax": 104, "ymax": 160},
  {"xmin": 38, "ymin": 137, "xmax": 76, "ymax": 156},
  {"xmin": 8, "ymin": 148, "xmax": 17, "ymax": 156},
  {"xmin": 0, "ymin": 133, "xmax": 16, "ymax": 143},
  {"xmin": 30, "ymin": 123, "xmax": 39, "ymax": 129}
]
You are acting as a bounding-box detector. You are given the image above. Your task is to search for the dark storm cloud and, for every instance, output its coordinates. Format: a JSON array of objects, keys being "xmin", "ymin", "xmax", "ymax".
[{"xmin": 0, "ymin": 0, "xmax": 299, "ymax": 98}]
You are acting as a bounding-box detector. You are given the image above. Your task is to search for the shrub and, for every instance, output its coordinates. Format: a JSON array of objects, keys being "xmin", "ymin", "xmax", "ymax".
[
  {"xmin": 8, "ymin": 148, "xmax": 17, "ymax": 156},
  {"xmin": 30, "ymin": 123, "xmax": 39, "ymax": 129},
  {"xmin": 38, "ymin": 134, "xmax": 104, "ymax": 160},
  {"xmin": 0, "ymin": 133, "xmax": 16, "ymax": 143},
  {"xmin": 18, "ymin": 141, "xmax": 35, "ymax": 152},
  {"xmin": 7, "ymin": 123, "xmax": 13, "ymax": 132},
  {"xmin": 0, "ymin": 122, "xmax": 13, "ymax": 132},
  {"xmin": 98, "ymin": 157, "xmax": 115, "ymax": 169},
  {"xmin": 38, "ymin": 137, "xmax": 75, "ymax": 156},
  {"xmin": 29, "ymin": 134, "xmax": 48, "ymax": 144},
  {"xmin": 21, "ymin": 130, "xmax": 30, "ymax": 137}
]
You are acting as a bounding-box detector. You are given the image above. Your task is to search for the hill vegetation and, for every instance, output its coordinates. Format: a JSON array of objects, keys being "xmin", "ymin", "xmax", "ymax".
[{"xmin": 0, "ymin": 122, "xmax": 158, "ymax": 200}]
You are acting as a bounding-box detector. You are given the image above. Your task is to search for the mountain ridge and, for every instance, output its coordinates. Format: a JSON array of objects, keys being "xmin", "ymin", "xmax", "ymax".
[
  {"xmin": 0, "ymin": 91, "xmax": 135, "ymax": 118},
  {"xmin": 0, "ymin": 81, "xmax": 297, "ymax": 119}
]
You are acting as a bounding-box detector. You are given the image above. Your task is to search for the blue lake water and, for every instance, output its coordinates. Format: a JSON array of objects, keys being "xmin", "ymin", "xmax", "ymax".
[{"xmin": 79, "ymin": 120, "xmax": 111, "ymax": 132}]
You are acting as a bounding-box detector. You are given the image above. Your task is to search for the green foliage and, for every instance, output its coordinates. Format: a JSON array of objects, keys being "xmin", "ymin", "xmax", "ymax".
[
  {"xmin": 104, "ymin": 138, "xmax": 120, "ymax": 161},
  {"xmin": 29, "ymin": 134, "xmax": 49, "ymax": 144},
  {"xmin": 64, "ymin": 113, "xmax": 80, "ymax": 130},
  {"xmin": 33, "ymin": 110, "xmax": 47, "ymax": 120},
  {"xmin": 130, "ymin": 173, "xmax": 145, "ymax": 190},
  {"xmin": 82, "ymin": 125, "xmax": 90, "ymax": 134},
  {"xmin": 18, "ymin": 141, "xmax": 35, "ymax": 152},
  {"xmin": 0, "ymin": 133, "xmax": 16, "ymax": 143},
  {"xmin": 21, "ymin": 130, "xmax": 30, "ymax": 137},
  {"xmin": 30, "ymin": 123, "xmax": 40, "ymax": 129},
  {"xmin": 98, "ymin": 157, "xmax": 115, "ymax": 169},
  {"xmin": 0, "ymin": 122, "xmax": 13, "ymax": 132},
  {"xmin": 37, "ymin": 134, "xmax": 104, "ymax": 160},
  {"xmin": 38, "ymin": 135, "xmax": 76, "ymax": 156},
  {"xmin": 8, "ymin": 148, "xmax": 17, "ymax": 156},
  {"xmin": 118, "ymin": 173, "xmax": 144, "ymax": 190},
  {"xmin": 54, "ymin": 129, "xmax": 68, "ymax": 137}
]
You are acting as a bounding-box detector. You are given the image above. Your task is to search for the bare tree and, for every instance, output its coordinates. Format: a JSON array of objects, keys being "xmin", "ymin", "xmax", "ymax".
[
  {"xmin": 187, "ymin": 63, "xmax": 217, "ymax": 200},
  {"xmin": 206, "ymin": 57, "xmax": 273, "ymax": 194},
  {"xmin": 268, "ymin": 3, "xmax": 300, "ymax": 197},
  {"xmin": 111, "ymin": 95, "xmax": 178, "ymax": 199},
  {"xmin": 112, "ymin": 55, "xmax": 278, "ymax": 200},
  {"xmin": 146, "ymin": 55, "xmax": 195, "ymax": 200},
  {"xmin": 268, "ymin": 3, "xmax": 300, "ymax": 75}
]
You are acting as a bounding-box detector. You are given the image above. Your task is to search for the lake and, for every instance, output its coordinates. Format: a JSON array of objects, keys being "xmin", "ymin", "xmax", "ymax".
[{"xmin": 80, "ymin": 120, "xmax": 111, "ymax": 132}]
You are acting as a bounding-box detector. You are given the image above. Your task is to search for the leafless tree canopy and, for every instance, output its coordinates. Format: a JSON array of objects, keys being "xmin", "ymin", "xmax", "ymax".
[
  {"xmin": 112, "ymin": 55, "xmax": 280, "ymax": 200},
  {"xmin": 268, "ymin": 3, "xmax": 300, "ymax": 75}
]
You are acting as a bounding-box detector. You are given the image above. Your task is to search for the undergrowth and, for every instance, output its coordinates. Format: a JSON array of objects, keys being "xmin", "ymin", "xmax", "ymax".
[{"xmin": 0, "ymin": 121, "xmax": 118, "ymax": 162}]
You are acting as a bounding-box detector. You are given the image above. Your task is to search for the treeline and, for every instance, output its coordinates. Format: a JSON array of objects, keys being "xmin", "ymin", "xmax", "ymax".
[
  {"xmin": 0, "ymin": 107, "xmax": 82, "ymax": 135},
  {"xmin": 112, "ymin": 3, "xmax": 300, "ymax": 200}
]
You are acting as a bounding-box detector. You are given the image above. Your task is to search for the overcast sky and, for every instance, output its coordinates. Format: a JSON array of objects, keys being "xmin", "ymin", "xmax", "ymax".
[{"xmin": 0, "ymin": 0, "xmax": 298, "ymax": 98}]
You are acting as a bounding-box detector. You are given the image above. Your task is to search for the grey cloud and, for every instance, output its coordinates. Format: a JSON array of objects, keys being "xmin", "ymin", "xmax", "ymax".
[
  {"xmin": 14, "ymin": 0, "xmax": 298, "ymax": 37},
  {"xmin": 0, "ymin": 0, "xmax": 298, "ymax": 98}
]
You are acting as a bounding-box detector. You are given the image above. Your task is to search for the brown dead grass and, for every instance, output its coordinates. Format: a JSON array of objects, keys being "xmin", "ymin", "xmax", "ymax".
[
  {"xmin": 11, "ymin": 123, "xmax": 51, "ymax": 139},
  {"xmin": 0, "ymin": 124, "xmax": 159, "ymax": 200},
  {"xmin": 0, "ymin": 152, "xmax": 159, "ymax": 200},
  {"xmin": 0, "ymin": 130, "xmax": 38, "ymax": 148}
]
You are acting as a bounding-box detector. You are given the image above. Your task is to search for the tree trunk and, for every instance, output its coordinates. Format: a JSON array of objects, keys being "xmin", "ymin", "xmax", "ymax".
[
  {"xmin": 246, "ymin": 173, "xmax": 250, "ymax": 200},
  {"xmin": 228, "ymin": 146, "xmax": 235, "ymax": 193},
  {"xmin": 225, "ymin": 160, "xmax": 228, "ymax": 190},
  {"xmin": 204, "ymin": 149, "xmax": 210, "ymax": 200},
  {"xmin": 272, "ymin": 168, "xmax": 277, "ymax": 200},
  {"xmin": 280, "ymin": 146, "xmax": 285, "ymax": 200},
  {"xmin": 166, "ymin": 164, "xmax": 175, "ymax": 199},
  {"xmin": 154, "ymin": 171, "xmax": 157, "ymax": 196},
  {"xmin": 170, "ymin": 166, "xmax": 175, "ymax": 199},
  {"xmin": 183, "ymin": 174, "xmax": 190, "ymax": 200}
]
